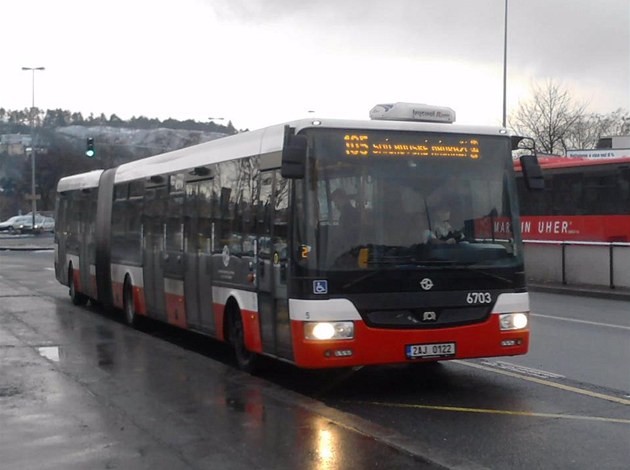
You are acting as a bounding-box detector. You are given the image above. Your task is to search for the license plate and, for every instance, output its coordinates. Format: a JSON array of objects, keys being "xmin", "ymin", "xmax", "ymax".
[{"xmin": 406, "ymin": 342, "xmax": 456, "ymax": 359}]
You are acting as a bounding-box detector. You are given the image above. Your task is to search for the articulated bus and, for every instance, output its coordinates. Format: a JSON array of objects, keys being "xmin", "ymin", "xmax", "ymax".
[
  {"xmin": 55, "ymin": 103, "xmax": 541, "ymax": 371},
  {"xmin": 515, "ymin": 155, "xmax": 630, "ymax": 242}
]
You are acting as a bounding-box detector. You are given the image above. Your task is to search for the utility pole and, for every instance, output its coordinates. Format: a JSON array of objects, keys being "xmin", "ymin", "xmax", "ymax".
[
  {"xmin": 21, "ymin": 66, "xmax": 45, "ymax": 230},
  {"xmin": 502, "ymin": 0, "xmax": 508, "ymax": 128}
]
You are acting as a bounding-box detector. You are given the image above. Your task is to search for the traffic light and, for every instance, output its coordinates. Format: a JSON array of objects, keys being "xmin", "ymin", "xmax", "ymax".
[{"xmin": 85, "ymin": 137, "xmax": 95, "ymax": 158}]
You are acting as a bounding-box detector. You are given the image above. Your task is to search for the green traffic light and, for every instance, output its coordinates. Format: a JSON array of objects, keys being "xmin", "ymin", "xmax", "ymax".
[{"xmin": 86, "ymin": 137, "xmax": 95, "ymax": 157}]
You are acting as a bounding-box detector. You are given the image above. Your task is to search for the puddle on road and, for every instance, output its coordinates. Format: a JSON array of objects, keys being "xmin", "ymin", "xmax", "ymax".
[
  {"xmin": 0, "ymin": 385, "xmax": 22, "ymax": 397},
  {"xmin": 37, "ymin": 346, "xmax": 60, "ymax": 362},
  {"xmin": 96, "ymin": 343, "xmax": 114, "ymax": 367},
  {"xmin": 36, "ymin": 343, "xmax": 115, "ymax": 368}
]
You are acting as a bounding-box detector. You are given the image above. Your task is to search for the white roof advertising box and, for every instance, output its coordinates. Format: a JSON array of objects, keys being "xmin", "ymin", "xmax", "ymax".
[{"xmin": 567, "ymin": 148, "xmax": 630, "ymax": 159}]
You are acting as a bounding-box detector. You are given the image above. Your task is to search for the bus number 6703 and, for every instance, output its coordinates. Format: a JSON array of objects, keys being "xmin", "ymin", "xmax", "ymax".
[{"xmin": 466, "ymin": 292, "xmax": 492, "ymax": 304}]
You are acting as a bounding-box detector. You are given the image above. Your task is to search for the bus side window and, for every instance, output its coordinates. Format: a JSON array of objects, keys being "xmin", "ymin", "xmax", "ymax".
[
  {"xmin": 166, "ymin": 176, "xmax": 185, "ymax": 252},
  {"xmin": 256, "ymin": 172, "xmax": 273, "ymax": 259},
  {"xmin": 274, "ymin": 170, "xmax": 289, "ymax": 270}
]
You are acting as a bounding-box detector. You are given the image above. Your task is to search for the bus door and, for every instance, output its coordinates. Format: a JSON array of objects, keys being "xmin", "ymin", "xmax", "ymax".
[
  {"xmin": 183, "ymin": 179, "xmax": 215, "ymax": 333},
  {"xmin": 163, "ymin": 176, "xmax": 186, "ymax": 328},
  {"xmin": 79, "ymin": 193, "xmax": 97, "ymax": 298},
  {"xmin": 256, "ymin": 170, "xmax": 292, "ymax": 360},
  {"xmin": 55, "ymin": 194, "xmax": 69, "ymax": 283},
  {"xmin": 142, "ymin": 185, "xmax": 167, "ymax": 321}
]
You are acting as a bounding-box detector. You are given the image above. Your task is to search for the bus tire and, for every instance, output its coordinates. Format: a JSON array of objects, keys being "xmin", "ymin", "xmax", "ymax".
[
  {"xmin": 123, "ymin": 278, "xmax": 138, "ymax": 328},
  {"xmin": 228, "ymin": 306, "xmax": 258, "ymax": 373},
  {"xmin": 69, "ymin": 267, "xmax": 88, "ymax": 306}
]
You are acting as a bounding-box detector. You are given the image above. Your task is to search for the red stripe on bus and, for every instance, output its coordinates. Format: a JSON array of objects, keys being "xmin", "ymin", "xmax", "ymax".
[
  {"xmin": 112, "ymin": 281, "xmax": 124, "ymax": 309},
  {"xmin": 165, "ymin": 293, "xmax": 187, "ymax": 329},
  {"xmin": 73, "ymin": 269, "xmax": 82, "ymax": 293},
  {"xmin": 89, "ymin": 274, "xmax": 97, "ymax": 299},
  {"xmin": 242, "ymin": 309, "xmax": 262, "ymax": 353},
  {"xmin": 521, "ymin": 215, "xmax": 630, "ymax": 242},
  {"xmin": 111, "ymin": 282, "xmax": 147, "ymax": 316},
  {"xmin": 134, "ymin": 287, "xmax": 147, "ymax": 315},
  {"xmin": 213, "ymin": 303, "xmax": 226, "ymax": 341},
  {"xmin": 211, "ymin": 303, "xmax": 262, "ymax": 353}
]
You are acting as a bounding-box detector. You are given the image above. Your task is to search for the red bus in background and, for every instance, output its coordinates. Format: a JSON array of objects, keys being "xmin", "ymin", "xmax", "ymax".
[{"xmin": 515, "ymin": 155, "xmax": 630, "ymax": 242}]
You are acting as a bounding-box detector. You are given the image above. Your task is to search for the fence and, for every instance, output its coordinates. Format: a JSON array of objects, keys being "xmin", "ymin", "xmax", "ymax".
[{"xmin": 523, "ymin": 240, "xmax": 630, "ymax": 290}]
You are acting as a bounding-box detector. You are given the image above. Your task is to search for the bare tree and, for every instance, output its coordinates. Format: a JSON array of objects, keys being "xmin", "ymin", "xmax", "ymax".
[
  {"xmin": 564, "ymin": 108, "xmax": 630, "ymax": 150},
  {"xmin": 510, "ymin": 80, "xmax": 587, "ymax": 155}
]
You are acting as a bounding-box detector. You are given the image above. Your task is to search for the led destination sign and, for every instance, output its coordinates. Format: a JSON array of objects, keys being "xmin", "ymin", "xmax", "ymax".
[{"xmin": 344, "ymin": 134, "xmax": 480, "ymax": 159}]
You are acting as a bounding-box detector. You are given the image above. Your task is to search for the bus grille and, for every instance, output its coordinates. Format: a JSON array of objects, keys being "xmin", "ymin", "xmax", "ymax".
[{"xmin": 364, "ymin": 306, "xmax": 491, "ymax": 329}]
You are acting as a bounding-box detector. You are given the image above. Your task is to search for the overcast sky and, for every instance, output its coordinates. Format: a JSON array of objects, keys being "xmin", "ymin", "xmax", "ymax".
[{"xmin": 2, "ymin": 0, "xmax": 628, "ymax": 130}]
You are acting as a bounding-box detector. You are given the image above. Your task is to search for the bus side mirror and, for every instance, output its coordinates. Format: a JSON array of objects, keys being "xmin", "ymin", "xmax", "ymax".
[
  {"xmin": 511, "ymin": 135, "xmax": 536, "ymax": 151},
  {"xmin": 281, "ymin": 126, "xmax": 307, "ymax": 179},
  {"xmin": 519, "ymin": 154, "xmax": 545, "ymax": 191}
]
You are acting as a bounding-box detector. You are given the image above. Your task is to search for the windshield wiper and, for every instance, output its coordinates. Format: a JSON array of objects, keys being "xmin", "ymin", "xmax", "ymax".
[
  {"xmin": 341, "ymin": 260, "xmax": 460, "ymax": 290},
  {"xmin": 459, "ymin": 263, "xmax": 514, "ymax": 283},
  {"xmin": 341, "ymin": 266, "xmax": 397, "ymax": 290}
]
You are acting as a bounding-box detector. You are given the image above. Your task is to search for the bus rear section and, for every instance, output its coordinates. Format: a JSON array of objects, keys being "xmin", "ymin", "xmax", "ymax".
[{"xmin": 54, "ymin": 170, "xmax": 104, "ymax": 305}]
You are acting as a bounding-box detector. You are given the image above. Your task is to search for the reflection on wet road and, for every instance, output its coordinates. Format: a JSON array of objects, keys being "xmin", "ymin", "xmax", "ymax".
[
  {"xmin": 0, "ymin": 256, "xmax": 437, "ymax": 469},
  {"xmin": 1, "ymin": 250, "xmax": 629, "ymax": 469}
]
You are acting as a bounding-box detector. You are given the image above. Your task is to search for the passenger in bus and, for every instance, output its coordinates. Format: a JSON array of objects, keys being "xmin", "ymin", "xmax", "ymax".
[
  {"xmin": 331, "ymin": 188, "xmax": 360, "ymax": 249},
  {"xmin": 423, "ymin": 207, "xmax": 464, "ymax": 245}
]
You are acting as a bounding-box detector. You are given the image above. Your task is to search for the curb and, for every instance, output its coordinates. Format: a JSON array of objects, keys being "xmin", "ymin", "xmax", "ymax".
[
  {"xmin": 0, "ymin": 235, "xmax": 54, "ymax": 252},
  {"xmin": 0, "ymin": 246, "xmax": 54, "ymax": 251},
  {"xmin": 528, "ymin": 283, "xmax": 630, "ymax": 301}
]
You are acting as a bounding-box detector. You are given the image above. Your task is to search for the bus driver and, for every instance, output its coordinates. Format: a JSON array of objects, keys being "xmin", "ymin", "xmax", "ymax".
[
  {"xmin": 331, "ymin": 187, "xmax": 360, "ymax": 253},
  {"xmin": 423, "ymin": 206, "xmax": 464, "ymax": 245}
]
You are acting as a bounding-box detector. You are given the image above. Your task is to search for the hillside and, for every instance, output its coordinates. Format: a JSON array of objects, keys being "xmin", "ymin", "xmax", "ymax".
[{"xmin": 0, "ymin": 114, "xmax": 235, "ymax": 219}]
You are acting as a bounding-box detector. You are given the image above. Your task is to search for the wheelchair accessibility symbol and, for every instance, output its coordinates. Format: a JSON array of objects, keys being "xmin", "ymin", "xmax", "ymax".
[{"xmin": 313, "ymin": 280, "xmax": 328, "ymax": 295}]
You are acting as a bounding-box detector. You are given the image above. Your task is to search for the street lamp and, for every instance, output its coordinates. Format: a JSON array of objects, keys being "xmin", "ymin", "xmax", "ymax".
[
  {"xmin": 502, "ymin": 0, "xmax": 508, "ymax": 128},
  {"xmin": 21, "ymin": 66, "xmax": 45, "ymax": 231}
]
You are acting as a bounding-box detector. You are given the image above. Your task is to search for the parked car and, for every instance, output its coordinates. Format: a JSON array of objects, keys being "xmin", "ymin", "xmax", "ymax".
[
  {"xmin": 0, "ymin": 214, "xmax": 55, "ymax": 234},
  {"xmin": 21, "ymin": 214, "xmax": 55, "ymax": 233},
  {"xmin": 0, "ymin": 216, "xmax": 24, "ymax": 232},
  {"xmin": 40, "ymin": 216, "xmax": 55, "ymax": 232}
]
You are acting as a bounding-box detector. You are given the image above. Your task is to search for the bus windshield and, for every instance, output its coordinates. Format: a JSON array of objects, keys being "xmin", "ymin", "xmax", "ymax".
[{"xmin": 300, "ymin": 128, "xmax": 521, "ymax": 272}]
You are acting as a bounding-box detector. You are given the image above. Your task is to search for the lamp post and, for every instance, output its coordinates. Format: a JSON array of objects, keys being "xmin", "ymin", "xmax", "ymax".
[
  {"xmin": 502, "ymin": 0, "xmax": 508, "ymax": 128},
  {"xmin": 21, "ymin": 66, "xmax": 45, "ymax": 231}
]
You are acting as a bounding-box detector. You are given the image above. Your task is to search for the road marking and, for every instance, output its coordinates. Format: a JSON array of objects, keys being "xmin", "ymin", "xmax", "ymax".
[
  {"xmin": 480, "ymin": 360, "xmax": 564, "ymax": 379},
  {"xmin": 532, "ymin": 313, "xmax": 630, "ymax": 331},
  {"xmin": 456, "ymin": 360, "xmax": 630, "ymax": 406},
  {"xmin": 349, "ymin": 401, "xmax": 630, "ymax": 425}
]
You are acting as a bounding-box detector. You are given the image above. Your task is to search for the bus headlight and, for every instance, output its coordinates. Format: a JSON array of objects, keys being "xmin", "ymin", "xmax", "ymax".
[
  {"xmin": 499, "ymin": 313, "xmax": 528, "ymax": 331},
  {"xmin": 304, "ymin": 321, "xmax": 354, "ymax": 340}
]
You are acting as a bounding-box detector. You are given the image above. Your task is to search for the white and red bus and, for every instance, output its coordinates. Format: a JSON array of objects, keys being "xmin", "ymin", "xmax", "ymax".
[
  {"xmin": 55, "ymin": 103, "xmax": 539, "ymax": 371},
  {"xmin": 515, "ymin": 155, "xmax": 630, "ymax": 242}
]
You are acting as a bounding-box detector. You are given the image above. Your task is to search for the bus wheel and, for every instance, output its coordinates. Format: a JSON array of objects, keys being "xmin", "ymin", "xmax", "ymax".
[
  {"xmin": 69, "ymin": 268, "xmax": 88, "ymax": 306},
  {"xmin": 229, "ymin": 308, "xmax": 258, "ymax": 373},
  {"xmin": 123, "ymin": 279, "xmax": 138, "ymax": 328}
]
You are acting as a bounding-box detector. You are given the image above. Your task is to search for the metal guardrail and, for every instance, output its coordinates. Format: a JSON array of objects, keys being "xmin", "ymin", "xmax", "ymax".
[{"xmin": 524, "ymin": 240, "xmax": 630, "ymax": 289}]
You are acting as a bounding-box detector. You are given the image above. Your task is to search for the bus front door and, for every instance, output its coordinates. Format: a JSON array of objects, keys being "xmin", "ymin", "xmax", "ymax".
[{"xmin": 256, "ymin": 170, "xmax": 293, "ymax": 361}]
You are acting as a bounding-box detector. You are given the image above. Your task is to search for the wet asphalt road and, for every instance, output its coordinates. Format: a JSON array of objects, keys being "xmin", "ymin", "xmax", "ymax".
[{"xmin": 1, "ymin": 244, "xmax": 629, "ymax": 469}]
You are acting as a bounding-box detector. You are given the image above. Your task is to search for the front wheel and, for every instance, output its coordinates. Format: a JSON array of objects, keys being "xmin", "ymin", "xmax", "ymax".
[
  {"xmin": 69, "ymin": 268, "xmax": 88, "ymax": 306},
  {"xmin": 228, "ymin": 309, "xmax": 258, "ymax": 373}
]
